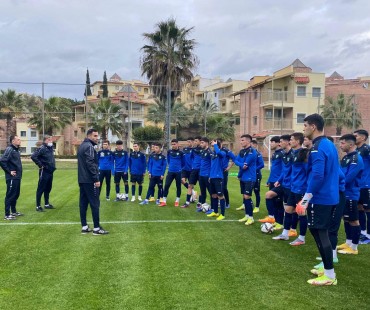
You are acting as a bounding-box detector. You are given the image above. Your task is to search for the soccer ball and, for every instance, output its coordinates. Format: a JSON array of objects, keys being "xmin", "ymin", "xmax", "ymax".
[
  {"xmin": 117, "ymin": 194, "xmax": 126, "ymax": 200},
  {"xmin": 261, "ymin": 223, "xmax": 274, "ymax": 234},
  {"xmin": 201, "ymin": 203, "xmax": 211, "ymax": 212}
]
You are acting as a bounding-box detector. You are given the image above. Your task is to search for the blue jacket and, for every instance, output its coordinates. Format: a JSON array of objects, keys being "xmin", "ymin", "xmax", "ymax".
[
  {"xmin": 148, "ymin": 153, "xmax": 166, "ymax": 176},
  {"xmin": 339, "ymin": 168, "xmax": 345, "ymax": 193},
  {"xmin": 167, "ymin": 149, "xmax": 185, "ymax": 173},
  {"xmin": 230, "ymin": 147, "xmax": 257, "ymax": 182},
  {"xmin": 290, "ymin": 148, "xmax": 309, "ymax": 194},
  {"xmin": 340, "ymin": 151, "xmax": 364, "ymax": 200},
  {"xmin": 97, "ymin": 149, "xmax": 113, "ymax": 171},
  {"xmin": 221, "ymin": 146, "xmax": 233, "ymax": 170},
  {"xmin": 278, "ymin": 148, "xmax": 293, "ymax": 189},
  {"xmin": 129, "ymin": 151, "xmax": 146, "ymax": 175},
  {"xmin": 191, "ymin": 146, "xmax": 202, "ymax": 170},
  {"xmin": 267, "ymin": 149, "xmax": 284, "ymax": 183},
  {"xmin": 113, "ymin": 149, "xmax": 129, "ymax": 173},
  {"xmin": 210, "ymin": 145, "xmax": 225, "ymax": 179},
  {"xmin": 255, "ymin": 150, "xmax": 265, "ymax": 177},
  {"xmin": 199, "ymin": 148, "xmax": 212, "ymax": 177},
  {"xmin": 357, "ymin": 144, "xmax": 370, "ymax": 188},
  {"xmin": 182, "ymin": 147, "xmax": 193, "ymax": 171},
  {"xmin": 307, "ymin": 136, "xmax": 339, "ymax": 205}
]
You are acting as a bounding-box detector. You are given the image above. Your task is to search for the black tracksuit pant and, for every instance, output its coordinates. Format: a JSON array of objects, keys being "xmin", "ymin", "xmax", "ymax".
[
  {"xmin": 5, "ymin": 179, "xmax": 21, "ymax": 216},
  {"xmin": 79, "ymin": 183, "xmax": 100, "ymax": 228},
  {"xmin": 36, "ymin": 169, "xmax": 53, "ymax": 206}
]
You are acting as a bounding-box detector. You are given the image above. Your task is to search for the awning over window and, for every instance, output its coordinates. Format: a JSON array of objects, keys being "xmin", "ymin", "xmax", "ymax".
[{"xmin": 294, "ymin": 76, "xmax": 310, "ymax": 84}]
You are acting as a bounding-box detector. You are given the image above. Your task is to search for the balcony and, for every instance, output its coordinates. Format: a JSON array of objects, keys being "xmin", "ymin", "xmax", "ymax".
[
  {"xmin": 263, "ymin": 118, "xmax": 293, "ymax": 131},
  {"xmin": 260, "ymin": 91, "xmax": 294, "ymax": 107}
]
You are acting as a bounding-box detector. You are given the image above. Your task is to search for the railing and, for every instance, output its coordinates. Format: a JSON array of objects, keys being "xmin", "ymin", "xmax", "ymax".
[
  {"xmin": 261, "ymin": 91, "xmax": 294, "ymax": 103},
  {"xmin": 263, "ymin": 118, "xmax": 293, "ymax": 130}
]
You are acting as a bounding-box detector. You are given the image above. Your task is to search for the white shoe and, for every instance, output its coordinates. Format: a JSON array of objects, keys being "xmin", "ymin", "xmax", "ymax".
[
  {"xmin": 131, "ymin": 197, "xmax": 136, "ymax": 202},
  {"xmin": 138, "ymin": 196, "xmax": 142, "ymax": 201}
]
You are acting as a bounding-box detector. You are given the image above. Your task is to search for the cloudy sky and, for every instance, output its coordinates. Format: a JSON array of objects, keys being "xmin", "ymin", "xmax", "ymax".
[{"xmin": 1, "ymin": 0, "xmax": 369, "ymax": 99}]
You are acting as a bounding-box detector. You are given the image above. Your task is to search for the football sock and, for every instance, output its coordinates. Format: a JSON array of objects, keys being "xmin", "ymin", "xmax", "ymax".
[
  {"xmin": 359, "ymin": 210, "xmax": 366, "ymax": 231},
  {"xmin": 163, "ymin": 197, "xmax": 167, "ymax": 202},
  {"xmin": 176, "ymin": 197, "xmax": 180, "ymax": 202},
  {"xmin": 131, "ymin": 185, "xmax": 136, "ymax": 196},
  {"xmin": 224, "ymin": 189, "xmax": 229, "ymax": 205},
  {"xmin": 344, "ymin": 222, "xmax": 352, "ymax": 240},
  {"xmin": 324, "ymin": 269, "xmax": 336, "ymax": 279},
  {"xmin": 283, "ymin": 212, "xmax": 293, "ymax": 230},
  {"xmin": 351, "ymin": 225, "xmax": 361, "ymax": 246},
  {"xmin": 366, "ymin": 212, "xmax": 370, "ymax": 235},
  {"xmin": 299, "ymin": 215, "xmax": 308, "ymax": 236},
  {"xmin": 266, "ymin": 198, "xmax": 275, "ymax": 216},
  {"xmin": 115, "ymin": 185, "xmax": 120, "ymax": 193},
  {"xmin": 244, "ymin": 198, "xmax": 253, "ymax": 217},
  {"xmin": 310, "ymin": 228, "xmax": 334, "ymax": 270},
  {"xmin": 298, "ymin": 235, "xmax": 305, "ymax": 241},
  {"xmin": 138, "ymin": 185, "xmax": 143, "ymax": 196},
  {"xmin": 291, "ymin": 213, "xmax": 299, "ymax": 230},
  {"xmin": 186, "ymin": 194, "xmax": 191, "ymax": 204},
  {"xmin": 211, "ymin": 197, "xmax": 218, "ymax": 213},
  {"xmin": 255, "ymin": 190, "xmax": 260, "ymax": 208},
  {"xmin": 346, "ymin": 239, "xmax": 352, "ymax": 246},
  {"xmin": 220, "ymin": 198, "xmax": 225, "ymax": 216},
  {"xmin": 183, "ymin": 182, "xmax": 189, "ymax": 189},
  {"xmin": 282, "ymin": 229, "xmax": 289, "ymax": 237},
  {"xmin": 333, "ymin": 249, "xmax": 338, "ymax": 260},
  {"xmin": 125, "ymin": 184, "xmax": 129, "ymax": 195},
  {"xmin": 82, "ymin": 225, "xmax": 88, "ymax": 230}
]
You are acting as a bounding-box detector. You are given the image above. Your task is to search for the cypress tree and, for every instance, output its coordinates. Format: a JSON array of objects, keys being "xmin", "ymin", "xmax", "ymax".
[
  {"xmin": 84, "ymin": 68, "xmax": 92, "ymax": 96},
  {"xmin": 102, "ymin": 71, "xmax": 108, "ymax": 98}
]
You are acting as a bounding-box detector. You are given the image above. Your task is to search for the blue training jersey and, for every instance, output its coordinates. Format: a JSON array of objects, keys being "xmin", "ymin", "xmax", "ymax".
[
  {"xmin": 255, "ymin": 149, "xmax": 264, "ymax": 176},
  {"xmin": 167, "ymin": 149, "xmax": 185, "ymax": 173},
  {"xmin": 340, "ymin": 151, "xmax": 364, "ymax": 200},
  {"xmin": 357, "ymin": 144, "xmax": 370, "ymax": 188},
  {"xmin": 199, "ymin": 148, "xmax": 212, "ymax": 177},
  {"xmin": 307, "ymin": 136, "xmax": 339, "ymax": 205},
  {"xmin": 182, "ymin": 147, "xmax": 193, "ymax": 171},
  {"xmin": 148, "ymin": 152, "xmax": 166, "ymax": 176},
  {"xmin": 290, "ymin": 148, "xmax": 309, "ymax": 194},
  {"xmin": 192, "ymin": 146, "xmax": 202, "ymax": 170},
  {"xmin": 230, "ymin": 146, "xmax": 257, "ymax": 182},
  {"xmin": 267, "ymin": 149, "xmax": 284, "ymax": 184},
  {"xmin": 210, "ymin": 144, "xmax": 225, "ymax": 179},
  {"xmin": 97, "ymin": 149, "xmax": 113, "ymax": 171},
  {"xmin": 277, "ymin": 148, "xmax": 293, "ymax": 189},
  {"xmin": 221, "ymin": 146, "xmax": 233, "ymax": 170},
  {"xmin": 113, "ymin": 149, "xmax": 129, "ymax": 173},
  {"xmin": 129, "ymin": 151, "xmax": 146, "ymax": 175}
]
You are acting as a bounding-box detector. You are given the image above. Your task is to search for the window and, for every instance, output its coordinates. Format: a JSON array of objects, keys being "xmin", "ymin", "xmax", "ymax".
[
  {"xmin": 312, "ymin": 87, "xmax": 321, "ymax": 98},
  {"xmin": 253, "ymin": 116, "xmax": 257, "ymax": 125},
  {"xmin": 297, "ymin": 113, "xmax": 306, "ymax": 124},
  {"xmin": 20, "ymin": 131, "xmax": 26, "ymax": 137},
  {"xmin": 144, "ymin": 88, "xmax": 148, "ymax": 94},
  {"xmin": 19, "ymin": 147, "xmax": 26, "ymax": 153},
  {"xmin": 214, "ymin": 92, "xmax": 217, "ymax": 98},
  {"xmin": 254, "ymin": 90, "xmax": 258, "ymax": 99},
  {"xmin": 30, "ymin": 131, "xmax": 37, "ymax": 137},
  {"xmin": 297, "ymin": 86, "xmax": 306, "ymax": 97},
  {"xmin": 235, "ymin": 117, "xmax": 240, "ymax": 125},
  {"xmin": 265, "ymin": 109, "xmax": 273, "ymax": 120},
  {"xmin": 138, "ymin": 87, "xmax": 142, "ymax": 92}
]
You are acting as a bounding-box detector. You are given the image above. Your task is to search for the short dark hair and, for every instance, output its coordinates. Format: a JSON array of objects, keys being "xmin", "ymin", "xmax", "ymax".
[
  {"xmin": 102, "ymin": 140, "xmax": 110, "ymax": 145},
  {"xmin": 326, "ymin": 136, "xmax": 334, "ymax": 142},
  {"xmin": 194, "ymin": 136, "xmax": 202, "ymax": 141},
  {"xmin": 154, "ymin": 142, "xmax": 162, "ymax": 148},
  {"xmin": 86, "ymin": 128, "xmax": 97, "ymax": 136},
  {"xmin": 187, "ymin": 137, "xmax": 194, "ymax": 141},
  {"xmin": 171, "ymin": 139, "xmax": 178, "ymax": 143},
  {"xmin": 354, "ymin": 129, "xmax": 369, "ymax": 139},
  {"xmin": 304, "ymin": 114, "xmax": 324, "ymax": 131},
  {"xmin": 291, "ymin": 132, "xmax": 304, "ymax": 144},
  {"xmin": 241, "ymin": 134, "xmax": 252, "ymax": 141},
  {"xmin": 251, "ymin": 140, "xmax": 257, "ymax": 144},
  {"xmin": 133, "ymin": 142, "xmax": 139, "ymax": 146},
  {"xmin": 270, "ymin": 136, "xmax": 280, "ymax": 143},
  {"xmin": 116, "ymin": 140, "xmax": 123, "ymax": 145},
  {"xmin": 9, "ymin": 135, "xmax": 16, "ymax": 143},
  {"xmin": 200, "ymin": 137, "xmax": 209, "ymax": 143},
  {"xmin": 280, "ymin": 134, "xmax": 291, "ymax": 142},
  {"xmin": 43, "ymin": 135, "xmax": 51, "ymax": 142},
  {"xmin": 340, "ymin": 134, "xmax": 356, "ymax": 144}
]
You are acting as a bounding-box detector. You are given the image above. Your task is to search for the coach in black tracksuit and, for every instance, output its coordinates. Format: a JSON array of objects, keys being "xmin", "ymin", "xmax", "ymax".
[
  {"xmin": 31, "ymin": 135, "xmax": 56, "ymax": 212},
  {"xmin": 77, "ymin": 129, "xmax": 108, "ymax": 235},
  {"xmin": 0, "ymin": 135, "xmax": 23, "ymax": 220}
]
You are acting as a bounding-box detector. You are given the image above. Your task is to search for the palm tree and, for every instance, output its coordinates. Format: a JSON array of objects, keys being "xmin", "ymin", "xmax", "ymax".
[
  {"xmin": 89, "ymin": 99, "xmax": 126, "ymax": 141},
  {"xmin": 193, "ymin": 99, "xmax": 218, "ymax": 135},
  {"xmin": 0, "ymin": 89, "xmax": 26, "ymax": 141},
  {"xmin": 28, "ymin": 96, "xmax": 73, "ymax": 136},
  {"xmin": 140, "ymin": 18, "xmax": 198, "ymax": 145},
  {"xmin": 321, "ymin": 93, "xmax": 361, "ymax": 135},
  {"xmin": 205, "ymin": 114, "xmax": 235, "ymax": 142}
]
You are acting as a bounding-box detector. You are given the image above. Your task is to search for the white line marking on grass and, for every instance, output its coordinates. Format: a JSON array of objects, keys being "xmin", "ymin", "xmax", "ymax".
[{"xmin": 0, "ymin": 219, "xmax": 237, "ymax": 226}]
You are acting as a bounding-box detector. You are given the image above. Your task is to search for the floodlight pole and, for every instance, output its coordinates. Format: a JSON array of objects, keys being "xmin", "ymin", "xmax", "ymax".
[{"xmin": 42, "ymin": 82, "xmax": 45, "ymax": 138}]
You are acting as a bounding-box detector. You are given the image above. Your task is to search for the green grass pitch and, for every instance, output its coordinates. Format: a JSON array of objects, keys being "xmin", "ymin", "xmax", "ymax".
[{"xmin": 0, "ymin": 161, "xmax": 369, "ymax": 309}]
